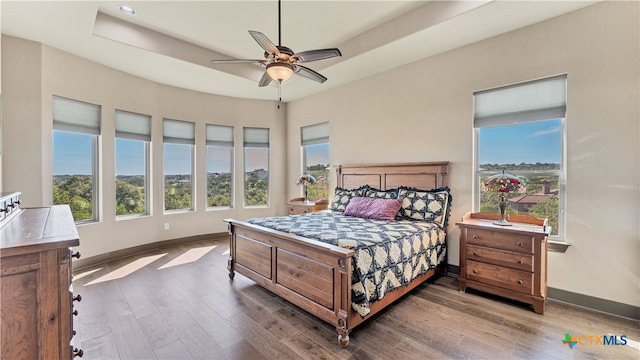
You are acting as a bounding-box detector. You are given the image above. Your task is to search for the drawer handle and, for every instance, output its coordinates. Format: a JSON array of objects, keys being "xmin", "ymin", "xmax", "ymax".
[
  {"xmin": 473, "ymin": 252, "xmax": 479, "ymax": 256},
  {"xmin": 73, "ymin": 309, "xmax": 79, "ymax": 316},
  {"xmin": 517, "ymin": 242, "xmax": 524, "ymax": 247},
  {"xmin": 73, "ymin": 347, "xmax": 84, "ymax": 358},
  {"xmin": 472, "ymin": 235, "xmax": 478, "ymax": 239},
  {"xmin": 472, "ymin": 270, "xmax": 478, "ymax": 274},
  {"xmin": 517, "ymin": 280, "xmax": 523, "ymax": 285},
  {"xmin": 73, "ymin": 294, "xmax": 82, "ymax": 302},
  {"xmin": 72, "ymin": 251, "xmax": 81, "ymax": 259},
  {"xmin": 517, "ymin": 260, "xmax": 523, "ymax": 264}
]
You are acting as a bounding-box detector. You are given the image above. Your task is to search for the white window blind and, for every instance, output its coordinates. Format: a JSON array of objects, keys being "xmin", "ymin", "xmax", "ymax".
[
  {"xmin": 243, "ymin": 127, "xmax": 269, "ymax": 148},
  {"xmin": 206, "ymin": 124, "xmax": 234, "ymax": 146},
  {"xmin": 53, "ymin": 96, "xmax": 101, "ymax": 135},
  {"xmin": 301, "ymin": 122, "xmax": 329, "ymax": 146},
  {"xmin": 474, "ymin": 74, "xmax": 567, "ymax": 128},
  {"xmin": 163, "ymin": 118, "xmax": 195, "ymax": 145},
  {"xmin": 115, "ymin": 110, "xmax": 151, "ymax": 141}
]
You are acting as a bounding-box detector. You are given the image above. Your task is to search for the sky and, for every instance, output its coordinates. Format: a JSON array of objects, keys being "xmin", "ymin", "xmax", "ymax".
[{"xmin": 478, "ymin": 119, "xmax": 561, "ymax": 165}]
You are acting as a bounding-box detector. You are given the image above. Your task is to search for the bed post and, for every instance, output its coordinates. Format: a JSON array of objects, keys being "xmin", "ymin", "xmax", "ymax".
[
  {"xmin": 336, "ymin": 257, "xmax": 351, "ymax": 347},
  {"xmin": 226, "ymin": 221, "xmax": 236, "ymax": 280}
]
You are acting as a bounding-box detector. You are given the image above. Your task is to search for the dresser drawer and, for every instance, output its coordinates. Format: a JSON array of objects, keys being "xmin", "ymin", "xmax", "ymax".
[
  {"xmin": 466, "ymin": 260, "xmax": 533, "ymax": 295},
  {"xmin": 466, "ymin": 228, "xmax": 533, "ymax": 254},
  {"xmin": 466, "ymin": 245, "xmax": 533, "ymax": 272}
]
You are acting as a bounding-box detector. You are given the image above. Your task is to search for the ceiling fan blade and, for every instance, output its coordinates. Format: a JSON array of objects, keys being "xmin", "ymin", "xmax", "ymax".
[
  {"xmin": 293, "ymin": 48, "xmax": 342, "ymax": 63},
  {"xmin": 258, "ymin": 71, "xmax": 273, "ymax": 87},
  {"xmin": 210, "ymin": 59, "xmax": 266, "ymax": 64},
  {"xmin": 249, "ymin": 30, "xmax": 280, "ymax": 55},
  {"xmin": 294, "ymin": 65, "xmax": 327, "ymax": 83}
]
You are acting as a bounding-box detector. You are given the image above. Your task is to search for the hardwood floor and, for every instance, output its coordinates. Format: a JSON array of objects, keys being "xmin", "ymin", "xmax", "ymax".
[{"xmin": 72, "ymin": 238, "xmax": 639, "ymax": 360}]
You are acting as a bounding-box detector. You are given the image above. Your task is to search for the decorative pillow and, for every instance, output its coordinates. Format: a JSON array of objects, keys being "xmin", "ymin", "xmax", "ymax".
[
  {"xmin": 397, "ymin": 186, "xmax": 452, "ymax": 228},
  {"xmin": 364, "ymin": 187, "xmax": 399, "ymax": 199},
  {"xmin": 343, "ymin": 197, "xmax": 403, "ymax": 221},
  {"xmin": 330, "ymin": 186, "xmax": 368, "ymax": 212}
]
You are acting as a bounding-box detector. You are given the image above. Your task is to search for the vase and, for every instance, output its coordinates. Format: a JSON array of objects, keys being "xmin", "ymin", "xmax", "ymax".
[{"xmin": 493, "ymin": 194, "xmax": 512, "ymax": 226}]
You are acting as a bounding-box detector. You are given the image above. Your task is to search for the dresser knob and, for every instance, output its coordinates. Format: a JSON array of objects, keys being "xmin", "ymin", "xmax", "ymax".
[
  {"xmin": 473, "ymin": 252, "xmax": 479, "ymax": 256},
  {"xmin": 517, "ymin": 280, "xmax": 523, "ymax": 285},
  {"xmin": 517, "ymin": 242, "xmax": 523, "ymax": 246},
  {"xmin": 72, "ymin": 251, "xmax": 81, "ymax": 259},
  {"xmin": 73, "ymin": 347, "xmax": 84, "ymax": 358},
  {"xmin": 472, "ymin": 235, "xmax": 478, "ymax": 239},
  {"xmin": 72, "ymin": 330, "xmax": 76, "ymax": 336},
  {"xmin": 73, "ymin": 294, "xmax": 82, "ymax": 302},
  {"xmin": 72, "ymin": 310, "xmax": 78, "ymax": 316},
  {"xmin": 472, "ymin": 270, "xmax": 478, "ymax": 274},
  {"xmin": 517, "ymin": 260, "xmax": 523, "ymax": 264}
]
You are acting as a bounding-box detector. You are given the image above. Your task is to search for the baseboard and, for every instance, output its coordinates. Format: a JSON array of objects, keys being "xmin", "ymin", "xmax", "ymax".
[
  {"xmin": 547, "ymin": 287, "xmax": 640, "ymax": 321},
  {"xmin": 447, "ymin": 265, "xmax": 637, "ymax": 320},
  {"xmin": 73, "ymin": 232, "xmax": 228, "ymax": 270}
]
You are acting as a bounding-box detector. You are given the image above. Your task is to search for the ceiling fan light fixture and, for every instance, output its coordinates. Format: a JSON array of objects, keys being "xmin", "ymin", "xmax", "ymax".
[{"xmin": 266, "ymin": 63, "xmax": 294, "ymax": 82}]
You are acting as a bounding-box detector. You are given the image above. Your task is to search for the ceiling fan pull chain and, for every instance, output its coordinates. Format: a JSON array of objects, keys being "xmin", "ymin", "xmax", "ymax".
[{"xmin": 278, "ymin": 81, "xmax": 282, "ymax": 108}]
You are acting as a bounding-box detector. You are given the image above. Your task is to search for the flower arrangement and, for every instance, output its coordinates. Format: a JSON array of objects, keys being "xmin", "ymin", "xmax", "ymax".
[{"xmin": 482, "ymin": 172, "xmax": 524, "ymax": 193}]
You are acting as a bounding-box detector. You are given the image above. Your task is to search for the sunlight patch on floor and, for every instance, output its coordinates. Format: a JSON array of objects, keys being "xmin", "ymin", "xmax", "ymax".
[
  {"xmin": 222, "ymin": 248, "xmax": 230, "ymax": 256},
  {"xmin": 84, "ymin": 253, "xmax": 167, "ymax": 286},
  {"xmin": 72, "ymin": 267, "xmax": 102, "ymax": 281},
  {"xmin": 158, "ymin": 245, "xmax": 216, "ymax": 270}
]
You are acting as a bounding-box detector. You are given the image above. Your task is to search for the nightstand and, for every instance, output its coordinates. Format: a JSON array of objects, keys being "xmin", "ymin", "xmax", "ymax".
[
  {"xmin": 456, "ymin": 212, "xmax": 549, "ymax": 314},
  {"xmin": 287, "ymin": 198, "xmax": 328, "ymax": 215}
]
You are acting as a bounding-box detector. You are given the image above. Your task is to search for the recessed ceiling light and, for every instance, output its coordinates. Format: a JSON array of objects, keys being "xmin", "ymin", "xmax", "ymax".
[{"xmin": 118, "ymin": 5, "xmax": 137, "ymax": 16}]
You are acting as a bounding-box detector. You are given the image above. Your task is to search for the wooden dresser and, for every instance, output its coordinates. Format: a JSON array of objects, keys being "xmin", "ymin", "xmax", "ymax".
[
  {"xmin": 457, "ymin": 212, "xmax": 549, "ymax": 314},
  {"xmin": 286, "ymin": 197, "xmax": 328, "ymax": 215},
  {"xmin": 1, "ymin": 202, "xmax": 83, "ymax": 359}
]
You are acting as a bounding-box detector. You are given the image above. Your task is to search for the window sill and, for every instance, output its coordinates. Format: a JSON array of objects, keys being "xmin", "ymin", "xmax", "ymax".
[{"xmin": 548, "ymin": 240, "xmax": 571, "ymax": 253}]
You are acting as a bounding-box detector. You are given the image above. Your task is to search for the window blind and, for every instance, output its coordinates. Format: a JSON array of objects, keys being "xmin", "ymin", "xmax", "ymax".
[
  {"xmin": 206, "ymin": 124, "xmax": 234, "ymax": 146},
  {"xmin": 115, "ymin": 110, "xmax": 151, "ymax": 141},
  {"xmin": 163, "ymin": 118, "xmax": 195, "ymax": 145},
  {"xmin": 53, "ymin": 96, "xmax": 101, "ymax": 135},
  {"xmin": 243, "ymin": 127, "xmax": 269, "ymax": 148},
  {"xmin": 301, "ymin": 122, "xmax": 329, "ymax": 146},
  {"xmin": 474, "ymin": 74, "xmax": 567, "ymax": 128}
]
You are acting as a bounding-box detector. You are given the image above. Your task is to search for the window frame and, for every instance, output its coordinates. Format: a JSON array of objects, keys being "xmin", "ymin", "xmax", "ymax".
[
  {"xmin": 243, "ymin": 127, "xmax": 270, "ymax": 208},
  {"xmin": 163, "ymin": 118, "xmax": 196, "ymax": 213},
  {"xmin": 52, "ymin": 96, "xmax": 101, "ymax": 224},
  {"xmin": 472, "ymin": 75, "xmax": 567, "ymax": 244},
  {"xmin": 206, "ymin": 124, "xmax": 234, "ymax": 210},
  {"xmin": 115, "ymin": 109, "xmax": 151, "ymax": 219}
]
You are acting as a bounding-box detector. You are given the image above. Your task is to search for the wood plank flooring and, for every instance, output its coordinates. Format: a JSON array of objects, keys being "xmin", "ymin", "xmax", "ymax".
[{"xmin": 71, "ymin": 238, "xmax": 639, "ymax": 359}]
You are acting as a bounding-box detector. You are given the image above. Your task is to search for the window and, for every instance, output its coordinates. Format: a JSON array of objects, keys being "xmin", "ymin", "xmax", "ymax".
[
  {"xmin": 206, "ymin": 124, "xmax": 234, "ymax": 208},
  {"xmin": 163, "ymin": 118, "xmax": 195, "ymax": 211},
  {"xmin": 301, "ymin": 122, "xmax": 330, "ymax": 200},
  {"xmin": 243, "ymin": 127, "xmax": 269, "ymax": 206},
  {"xmin": 474, "ymin": 75, "xmax": 566, "ymax": 238},
  {"xmin": 115, "ymin": 110, "xmax": 150, "ymax": 217},
  {"xmin": 52, "ymin": 96, "xmax": 101, "ymax": 223}
]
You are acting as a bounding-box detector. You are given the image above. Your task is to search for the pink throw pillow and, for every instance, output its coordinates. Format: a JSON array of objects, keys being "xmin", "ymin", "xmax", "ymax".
[{"xmin": 343, "ymin": 197, "xmax": 403, "ymax": 221}]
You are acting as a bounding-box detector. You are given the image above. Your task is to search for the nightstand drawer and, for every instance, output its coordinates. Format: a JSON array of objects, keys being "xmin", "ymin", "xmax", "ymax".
[
  {"xmin": 288, "ymin": 206, "xmax": 310, "ymax": 215},
  {"xmin": 467, "ymin": 260, "xmax": 533, "ymax": 295},
  {"xmin": 467, "ymin": 228, "xmax": 533, "ymax": 254},
  {"xmin": 466, "ymin": 245, "xmax": 533, "ymax": 272}
]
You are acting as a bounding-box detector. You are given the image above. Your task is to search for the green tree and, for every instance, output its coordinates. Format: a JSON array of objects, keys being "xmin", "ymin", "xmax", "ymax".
[
  {"xmin": 529, "ymin": 197, "xmax": 559, "ymax": 236},
  {"xmin": 115, "ymin": 179, "xmax": 145, "ymax": 215}
]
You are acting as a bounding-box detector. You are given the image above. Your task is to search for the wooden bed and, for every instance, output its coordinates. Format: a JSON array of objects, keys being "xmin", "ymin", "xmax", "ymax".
[{"xmin": 224, "ymin": 162, "xmax": 450, "ymax": 346}]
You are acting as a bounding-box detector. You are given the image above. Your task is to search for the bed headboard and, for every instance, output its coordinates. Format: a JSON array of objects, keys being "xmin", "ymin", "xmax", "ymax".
[{"xmin": 335, "ymin": 162, "xmax": 450, "ymax": 190}]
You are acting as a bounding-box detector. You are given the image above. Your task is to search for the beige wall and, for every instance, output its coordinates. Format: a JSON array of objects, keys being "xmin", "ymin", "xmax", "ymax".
[
  {"xmin": 2, "ymin": 35, "xmax": 287, "ymax": 259},
  {"xmin": 2, "ymin": 1, "xmax": 638, "ymax": 309},
  {"xmin": 287, "ymin": 1, "xmax": 639, "ymax": 307}
]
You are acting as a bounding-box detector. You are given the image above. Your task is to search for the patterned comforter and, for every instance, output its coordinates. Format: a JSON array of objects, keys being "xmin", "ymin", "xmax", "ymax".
[{"xmin": 247, "ymin": 211, "xmax": 446, "ymax": 317}]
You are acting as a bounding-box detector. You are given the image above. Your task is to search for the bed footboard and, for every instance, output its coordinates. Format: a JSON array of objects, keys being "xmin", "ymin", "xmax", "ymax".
[{"xmin": 225, "ymin": 219, "xmax": 356, "ymax": 345}]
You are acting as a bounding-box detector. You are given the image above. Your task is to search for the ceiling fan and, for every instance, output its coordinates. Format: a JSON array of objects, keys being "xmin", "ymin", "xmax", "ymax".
[{"xmin": 210, "ymin": 0, "xmax": 342, "ymax": 87}]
